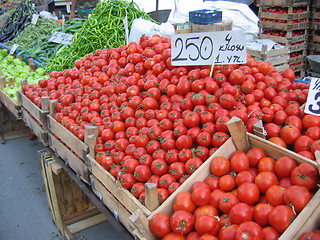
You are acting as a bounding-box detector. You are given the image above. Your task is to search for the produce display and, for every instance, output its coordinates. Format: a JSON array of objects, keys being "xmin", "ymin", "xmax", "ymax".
[
  {"xmin": 21, "ymin": 34, "xmax": 320, "ymax": 207},
  {"xmin": 149, "ymin": 149, "xmax": 319, "ymax": 239},
  {"xmin": 0, "ymin": 49, "xmax": 48, "ymax": 102},
  {"xmin": 299, "ymin": 230, "xmax": 320, "ymax": 240},
  {"xmin": 0, "ymin": 0, "xmax": 35, "ymax": 42},
  {"xmin": 18, "ymin": 18, "xmax": 85, "ymax": 64},
  {"xmin": 44, "ymin": 0, "xmax": 153, "ymax": 72},
  {"xmin": 6, "ymin": 18, "xmax": 61, "ymax": 49}
]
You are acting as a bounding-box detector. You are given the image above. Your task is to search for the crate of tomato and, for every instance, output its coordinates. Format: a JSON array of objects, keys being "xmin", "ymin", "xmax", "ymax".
[{"xmin": 141, "ymin": 117, "xmax": 320, "ymax": 239}]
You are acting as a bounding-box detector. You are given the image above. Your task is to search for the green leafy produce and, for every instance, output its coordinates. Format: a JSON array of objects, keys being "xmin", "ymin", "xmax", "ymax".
[
  {"xmin": 44, "ymin": 0, "xmax": 153, "ymax": 72},
  {"xmin": 0, "ymin": 49, "xmax": 48, "ymax": 102},
  {"xmin": 6, "ymin": 18, "xmax": 61, "ymax": 49}
]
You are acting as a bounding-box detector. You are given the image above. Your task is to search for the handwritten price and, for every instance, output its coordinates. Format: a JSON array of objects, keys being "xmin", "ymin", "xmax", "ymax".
[
  {"xmin": 49, "ymin": 32, "xmax": 73, "ymax": 45},
  {"xmin": 304, "ymin": 77, "xmax": 320, "ymax": 116}
]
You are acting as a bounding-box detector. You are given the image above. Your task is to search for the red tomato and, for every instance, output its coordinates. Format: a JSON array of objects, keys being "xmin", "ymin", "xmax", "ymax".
[
  {"xmin": 253, "ymin": 203, "xmax": 273, "ymax": 226},
  {"xmin": 262, "ymin": 226, "xmax": 280, "ymax": 240},
  {"xmin": 193, "ymin": 205, "xmax": 219, "ymax": 220},
  {"xmin": 230, "ymin": 150, "xmax": 250, "ymax": 173},
  {"xmin": 275, "ymin": 156, "xmax": 297, "ymax": 178},
  {"xmin": 237, "ymin": 182, "xmax": 260, "ymax": 205},
  {"xmin": 246, "ymin": 147, "xmax": 267, "ymax": 168},
  {"xmin": 218, "ymin": 192, "xmax": 240, "ymax": 214},
  {"xmin": 173, "ymin": 192, "xmax": 197, "ymax": 213},
  {"xmin": 185, "ymin": 158, "xmax": 203, "ymax": 175},
  {"xmin": 210, "ymin": 156, "xmax": 230, "ymax": 176},
  {"xmin": 234, "ymin": 221, "xmax": 263, "ymax": 240},
  {"xmin": 192, "ymin": 187, "xmax": 211, "ymax": 207},
  {"xmin": 218, "ymin": 174, "xmax": 236, "ymax": 192},
  {"xmin": 229, "ymin": 203, "xmax": 253, "ymax": 225},
  {"xmin": 170, "ymin": 210, "xmax": 195, "ymax": 235},
  {"xmin": 161, "ymin": 232, "xmax": 186, "ymax": 240},
  {"xmin": 269, "ymin": 205, "xmax": 296, "ymax": 233},
  {"xmin": 149, "ymin": 213, "xmax": 171, "ymax": 238},
  {"xmin": 283, "ymin": 185, "xmax": 312, "ymax": 213},
  {"xmin": 265, "ymin": 185, "xmax": 286, "ymax": 206},
  {"xmin": 255, "ymin": 171, "xmax": 279, "ymax": 193},
  {"xmin": 291, "ymin": 163, "xmax": 319, "ymax": 191},
  {"xmin": 235, "ymin": 170, "xmax": 255, "ymax": 186},
  {"xmin": 280, "ymin": 125, "xmax": 301, "ymax": 145}
]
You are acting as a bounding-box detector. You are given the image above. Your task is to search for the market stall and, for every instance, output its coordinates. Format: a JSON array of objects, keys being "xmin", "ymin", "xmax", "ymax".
[{"xmin": 0, "ymin": 0, "xmax": 320, "ymax": 239}]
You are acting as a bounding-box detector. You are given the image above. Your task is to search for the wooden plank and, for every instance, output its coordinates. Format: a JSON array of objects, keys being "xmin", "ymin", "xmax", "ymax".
[
  {"xmin": 0, "ymin": 89, "xmax": 21, "ymax": 119},
  {"xmin": 129, "ymin": 210, "xmax": 157, "ymax": 240},
  {"xmin": 257, "ymin": 0, "xmax": 310, "ymax": 6},
  {"xmin": 145, "ymin": 183, "xmax": 159, "ymax": 211},
  {"xmin": 90, "ymin": 175, "xmax": 142, "ymax": 236},
  {"xmin": 259, "ymin": 20, "xmax": 310, "ymax": 31},
  {"xmin": 87, "ymin": 155, "xmax": 151, "ymax": 216},
  {"xmin": 259, "ymin": 10, "xmax": 310, "ymax": 20},
  {"xmin": 2, "ymin": 128, "xmax": 31, "ymax": 141},
  {"xmin": 47, "ymin": 116, "xmax": 89, "ymax": 160},
  {"xmin": 48, "ymin": 132, "xmax": 89, "ymax": 184},
  {"xmin": 18, "ymin": 91, "xmax": 48, "ymax": 124},
  {"xmin": 22, "ymin": 108, "xmax": 48, "ymax": 146},
  {"xmin": 227, "ymin": 117, "xmax": 251, "ymax": 152},
  {"xmin": 259, "ymin": 33, "xmax": 307, "ymax": 44},
  {"xmin": 67, "ymin": 213, "xmax": 106, "ymax": 234}
]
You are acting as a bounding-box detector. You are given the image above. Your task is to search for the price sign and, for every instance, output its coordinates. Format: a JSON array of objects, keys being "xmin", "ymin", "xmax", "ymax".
[
  {"xmin": 123, "ymin": 15, "xmax": 129, "ymax": 45},
  {"xmin": 171, "ymin": 30, "xmax": 246, "ymax": 66},
  {"xmin": 9, "ymin": 43, "xmax": 19, "ymax": 54},
  {"xmin": 304, "ymin": 77, "xmax": 320, "ymax": 116},
  {"xmin": 31, "ymin": 14, "xmax": 39, "ymax": 25},
  {"xmin": 49, "ymin": 31, "xmax": 73, "ymax": 44}
]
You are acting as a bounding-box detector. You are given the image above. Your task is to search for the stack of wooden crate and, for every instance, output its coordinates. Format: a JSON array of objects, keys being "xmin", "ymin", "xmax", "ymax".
[
  {"xmin": 309, "ymin": 0, "xmax": 320, "ymax": 55},
  {"xmin": 257, "ymin": 0, "xmax": 310, "ymax": 77}
]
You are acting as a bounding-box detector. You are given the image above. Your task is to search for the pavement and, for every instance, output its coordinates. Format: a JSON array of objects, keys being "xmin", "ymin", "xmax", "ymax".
[{"xmin": 0, "ymin": 137, "xmax": 125, "ymax": 240}]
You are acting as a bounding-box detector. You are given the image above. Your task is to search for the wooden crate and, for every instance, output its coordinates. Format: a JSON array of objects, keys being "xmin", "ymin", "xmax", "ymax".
[
  {"xmin": 257, "ymin": 0, "xmax": 310, "ymax": 6},
  {"xmin": 259, "ymin": 7, "xmax": 310, "ymax": 20},
  {"xmin": 311, "ymin": 21, "xmax": 320, "ymax": 30},
  {"xmin": 48, "ymin": 132, "xmax": 90, "ymax": 184},
  {"xmin": 308, "ymin": 42, "xmax": 320, "ymax": 52},
  {"xmin": 247, "ymin": 43, "xmax": 289, "ymax": 64},
  {"xmin": 289, "ymin": 41, "xmax": 308, "ymax": 53},
  {"xmin": 38, "ymin": 149, "xmax": 106, "ymax": 240},
  {"xmin": 312, "ymin": 8, "xmax": 320, "ymax": 19},
  {"xmin": 259, "ymin": 20, "xmax": 309, "ymax": 31},
  {"xmin": 47, "ymin": 115, "xmax": 90, "ymax": 160},
  {"xmin": 290, "ymin": 62, "xmax": 306, "ymax": 71},
  {"xmin": 259, "ymin": 30, "xmax": 308, "ymax": 44},
  {"xmin": 0, "ymin": 77, "xmax": 21, "ymax": 119},
  {"xmin": 86, "ymin": 117, "xmax": 318, "ymax": 239},
  {"xmin": 310, "ymin": 30, "xmax": 320, "ymax": 42}
]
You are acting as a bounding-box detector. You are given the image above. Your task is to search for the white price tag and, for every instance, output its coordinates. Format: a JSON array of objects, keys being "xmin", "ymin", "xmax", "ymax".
[
  {"xmin": 171, "ymin": 30, "xmax": 246, "ymax": 66},
  {"xmin": 31, "ymin": 14, "xmax": 39, "ymax": 25},
  {"xmin": 123, "ymin": 15, "xmax": 129, "ymax": 45},
  {"xmin": 304, "ymin": 77, "xmax": 320, "ymax": 116},
  {"xmin": 49, "ymin": 31, "xmax": 73, "ymax": 44},
  {"xmin": 9, "ymin": 43, "xmax": 19, "ymax": 54}
]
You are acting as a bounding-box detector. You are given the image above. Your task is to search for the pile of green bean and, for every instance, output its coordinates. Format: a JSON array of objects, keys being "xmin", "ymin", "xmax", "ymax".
[
  {"xmin": 44, "ymin": 0, "xmax": 153, "ymax": 72},
  {"xmin": 17, "ymin": 18, "xmax": 85, "ymax": 63},
  {"xmin": 6, "ymin": 18, "xmax": 61, "ymax": 49}
]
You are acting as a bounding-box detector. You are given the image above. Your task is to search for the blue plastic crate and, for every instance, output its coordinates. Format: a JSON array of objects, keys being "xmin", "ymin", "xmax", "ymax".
[{"xmin": 189, "ymin": 9, "xmax": 222, "ymax": 24}]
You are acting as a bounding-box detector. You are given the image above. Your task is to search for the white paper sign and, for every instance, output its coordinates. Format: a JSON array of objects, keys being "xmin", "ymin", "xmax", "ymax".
[
  {"xmin": 31, "ymin": 14, "xmax": 39, "ymax": 25},
  {"xmin": 9, "ymin": 44, "xmax": 19, "ymax": 54},
  {"xmin": 49, "ymin": 31, "xmax": 73, "ymax": 44},
  {"xmin": 171, "ymin": 30, "xmax": 246, "ymax": 66},
  {"xmin": 123, "ymin": 15, "xmax": 129, "ymax": 45},
  {"xmin": 304, "ymin": 77, "xmax": 320, "ymax": 116}
]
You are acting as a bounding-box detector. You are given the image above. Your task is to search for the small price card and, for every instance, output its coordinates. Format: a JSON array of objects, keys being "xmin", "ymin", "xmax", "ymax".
[
  {"xmin": 49, "ymin": 31, "xmax": 73, "ymax": 44},
  {"xmin": 9, "ymin": 44, "xmax": 19, "ymax": 54},
  {"xmin": 31, "ymin": 14, "xmax": 39, "ymax": 25},
  {"xmin": 304, "ymin": 77, "xmax": 320, "ymax": 116}
]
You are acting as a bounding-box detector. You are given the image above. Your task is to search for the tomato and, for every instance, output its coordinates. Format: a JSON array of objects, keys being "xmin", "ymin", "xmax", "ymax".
[
  {"xmin": 229, "ymin": 69, "xmax": 246, "ymax": 85},
  {"xmin": 235, "ymin": 170, "xmax": 255, "ymax": 186},
  {"xmin": 210, "ymin": 156, "xmax": 230, "ymax": 176},
  {"xmin": 192, "ymin": 186, "xmax": 211, "ymax": 207},
  {"xmin": 262, "ymin": 226, "xmax": 280, "ymax": 240},
  {"xmin": 218, "ymin": 192, "xmax": 240, "ymax": 214},
  {"xmin": 184, "ymin": 112, "xmax": 201, "ymax": 128},
  {"xmin": 158, "ymin": 188, "xmax": 169, "ymax": 204},
  {"xmin": 119, "ymin": 172, "xmax": 136, "ymax": 189},
  {"xmin": 210, "ymin": 189, "xmax": 225, "ymax": 210},
  {"xmin": 283, "ymin": 185, "xmax": 312, "ymax": 213},
  {"xmin": 204, "ymin": 174, "xmax": 220, "ymax": 191},
  {"xmin": 258, "ymin": 157, "xmax": 275, "ymax": 173},
  {"xmin": 130, "ymin": 182, "xmax": 145, "ymax": 198},
  {"xmin": 280, "ymin": 125, "xmax": 301, "ymax": 145},
  {"xmin": 101, "ymin": 156, "xmax": 114, "ymax": 171},
  {"xmin": 282, "ymin": 68, "xmax": 295, "ymax": 81},
  {"xmin": 185, "ymin": 158, "xmax": 203, "ymax": 175},
  {"xmin": 219, "ymin": 94, "xmax": 236, "ymax": 110},
  {"xmin": 151, "ymin": 159, "xmax": 168, "ymax": 176},
  {"xmin": 193, "ymin": 205, "xmax": 219, "ymax": 220},
  {"xmin": 275, "ymin": 156, "xmax": 297, "ymax": 178},
  {"xmin": 302, "ymin": 115, "xmax": 320, "ymax": 129},
  {"xmin": 133, "ymin": 165, "xmax": 151, "ymax": 182},
  {"xmin": 269, "ymin": 205, "xmax": 296, "ymax": 233},
  {"xmin": 305, "ymin": 126, "xmax": 320, "ymax": 141},
  {"xmin": 246, "ymin": 147, "xmax": 267, "ymax": 168},
  {"xmin": 161, "ymin": 232, "xmax": 186, "ymax": 240},
  {"xmin": 234, "ymin": 221, "xmax": 263, "ymax": 240},
  {"xmin": 186, "ymin": 231, "xmax": 201, "ymax": 240},
  {"xmin": 230, "ymin": 151, "xmax": 249, "ymax": 173},
  {"xmin": 218, "ymin": 224, "xmax": 238, "ymax": 240},
  {"xmin": 310, "ymin": 140, "xmax": 320, "ymax": 154},
  {"xmin": 170, "ymin": 210, "xmax": 195, "ymax": 235},
  {"xmin": 218, "ymin": 174, "xmax": 236, "ymax": 192},
  {"xmin": 176, "ymin": 135, "xmax": 193, "ymax": 150},
  {"xmin": 253, "ymin": 202, "xmax": 273, "ymax": 227},
  {"xmin": 255, "ymin": 171, "xmax": 279, "ymax": 193},
  {"xmin": 298, "ymin": 231, "xmax": 320, "ymax": 240},
  {"xmin": 265, "ymin": 185, "xmax": 285, "ymax": 206},
  {"xmin": 173, "ymin": 192, "xmax": 197, "ymax": 213},
  {"xmin": 237, "ymin": 182, "xmax": 260, "ymax": 205},
  {"xmin": 195, "ymin": 215, "xmax": 220, "ymax": 236},
  {"xmin": 291, "ymin": 163, "xmax": 319, "ymax": 191},
  {"xmin": 273, "ymin": 110, "xmax": 288, "ymax": 125},
  {"xmin": 169, "ymin": 162, "xmax": 186, "ymax": 180},
  {"xmin": 229, "ymin": 202, "xmax": 253, "ymax": 225},
  {"xmin": 196, "ymin": 131, "xmax": 212, "ymax": 147},
  {"xmin": 211, "ymin": 132, "xmax": 229, "ymax": 147},
  {"xmin": 159, "ymin": 173, "xmax": 176, "ymax": 189}
]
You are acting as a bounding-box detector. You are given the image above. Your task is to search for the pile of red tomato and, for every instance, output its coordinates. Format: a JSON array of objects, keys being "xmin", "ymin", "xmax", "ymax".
[
  {"xmin": 150, "ymin": 148, "xmax": 319, "ymax": 240},
  {"xmin": 22, "ymin": 34, "xmax": 320, "ymax": 205}
]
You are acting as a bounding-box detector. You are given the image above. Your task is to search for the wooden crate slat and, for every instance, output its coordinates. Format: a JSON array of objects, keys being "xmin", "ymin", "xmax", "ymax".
[
  {"xmin": 259, "ymin": 20, "xmax": 309, "ymax": 31},
  {"xmin": 274, "ymin": 63, "xmax": 290, "ymax": 72},
  {"xmin": 289, "ymin": 55, "xmax": 306, "ymax": 64},
  {"xmin": 247, "ymin": 45, "xmax": 289, "ymax": 58},
  {"xmin": 21, "ymin": 108, "xmax": 48, "ymax": 146},
  {"xmin": 259, "ymin": 33, "xmax": 307, "ymax": 44},
  {"xmin": 0, "ymin": 89, "xmax": 21, "ymax": 119},
  {"xmin": 48, "ymin": 132, "xmax": 89, "ymax": 184},
  {"xmin": 87, "ymin": 155, "xmax": 151, "ymax": 216},
  {"xmin": 90, "ymin": 175, "xmax": 146, "ymax": 240},
  {"xmin": 257, "ymin": 0, "xmax": 310, "ymax": 6},
  {"xmin": 47, "ymin": 116, "xmax": 89, "ymax": 160},
  {"xmin": 259, "ymin": 10, "xmax": 310, "ymax": 20},
  {"xmin": 19, "ymin": 91, "xmax": 48, "ymax": 124}
]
